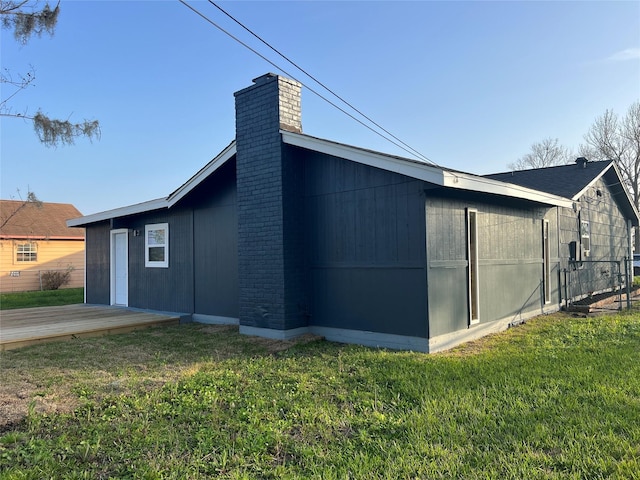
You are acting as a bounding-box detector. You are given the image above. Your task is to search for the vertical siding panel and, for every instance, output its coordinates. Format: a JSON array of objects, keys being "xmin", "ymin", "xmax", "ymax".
[
  {"xmin": 85, "ymin": 222, "xmax": 110, "ymax": 305},
  {"xmin": 302, "ymin": 148, "xmax": 427, "ymax": 338}
]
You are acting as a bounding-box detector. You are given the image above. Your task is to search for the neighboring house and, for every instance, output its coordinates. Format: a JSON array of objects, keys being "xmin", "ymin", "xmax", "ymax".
[
  {"xmin": 68, "ymin": 74, "xmax": 639, "ymax": 352},
  {"xmin": 1, "ymin": 200, "xmax": 85, "ymax": 292}
]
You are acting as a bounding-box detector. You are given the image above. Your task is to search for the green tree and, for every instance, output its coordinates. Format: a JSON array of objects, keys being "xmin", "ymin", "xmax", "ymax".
[{"xmin": 0, "ymin": 1, "xmax": 100, "ymax": 146}]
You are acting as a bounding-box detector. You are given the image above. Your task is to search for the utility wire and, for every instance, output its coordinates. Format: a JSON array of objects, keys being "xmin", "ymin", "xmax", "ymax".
[
  {"xmin": 178, "ymin": 0, "xmax": 439, "ymax": 166},
  {"xmin": 208, "ymin": 1, "xmax": 438, "ymax": 166}
]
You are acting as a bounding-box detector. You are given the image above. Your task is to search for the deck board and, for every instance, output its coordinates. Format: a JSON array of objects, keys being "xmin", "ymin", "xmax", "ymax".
[{"xmin": 0, "ymin": 304, "xmax": 180, "ymax": 351}]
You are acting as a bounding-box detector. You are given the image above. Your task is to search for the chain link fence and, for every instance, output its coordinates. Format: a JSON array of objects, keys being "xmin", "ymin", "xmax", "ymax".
[{"xmin": 0, "ymin": 268, "xmax": 84, "ymax": 293}]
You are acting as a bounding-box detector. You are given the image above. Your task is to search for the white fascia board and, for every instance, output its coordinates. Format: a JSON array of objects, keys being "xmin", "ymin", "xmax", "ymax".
[
  {"xmin": 604, "ymin": 162, "xmax": 640, "ymax": 224},
  {"xmin": 571, "ymin": 161, "xmax": 614, "ymax": 201},
  {"xmin": 283, "ymin": 131, "xmax": 572, "ymax": 207},
  {"xmin": 167, "ymin": 141, "xmax": 236, "ymax": 207},
  {"xmin": 67, "ymin": 198, "xmax": 168, "ymax": 227},
  {"xmin": 67, "ymin": 142, "xmax": 237, "ymax": 227},
  {"xmin": 442, "ymin": 171, "xmax": 573, "ymax": 207},
  {"xmin": 281, "ymin": 131, "xmax": 446, "ymax": 185}
]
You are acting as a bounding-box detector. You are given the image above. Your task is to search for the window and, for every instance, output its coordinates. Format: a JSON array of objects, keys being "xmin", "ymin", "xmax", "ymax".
[
  {"xmin": 542, "ymin": 220, "xmax": 550, "ymax": 304},
  {"xmin": 581, "ymin": 220, "xmax": 590, "ymax": 256},
  {"xmin": 145, "ymin": 223, "xmax": 169, "ymax": 268},
  {"xmin": 16, "ymin": 242, "xmax": 37, "ymax": 262},
  {"xmin": 467, "ymin": 209, "xmax": 479, "ymax": 325}
]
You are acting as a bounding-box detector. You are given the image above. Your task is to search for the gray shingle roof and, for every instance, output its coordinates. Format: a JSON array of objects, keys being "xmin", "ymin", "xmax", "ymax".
[{"xmin": 484, "ymin": 160, "xmax": 612, "ymax": 200}]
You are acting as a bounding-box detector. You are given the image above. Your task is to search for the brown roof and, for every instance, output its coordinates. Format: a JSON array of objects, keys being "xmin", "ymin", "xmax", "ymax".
[{"xmin": 0, "ymin": 200, "xmax": 85, "ymax": 239}]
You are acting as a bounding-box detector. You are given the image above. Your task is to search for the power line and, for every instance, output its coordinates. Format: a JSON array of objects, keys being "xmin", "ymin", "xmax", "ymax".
[
  {"xmin": 208, "ymin": 1, "xmax": 438, "ymax": 166},
  {"xmin": 178, "ymin": 0, "xmax": 439, "ymax": 166}
]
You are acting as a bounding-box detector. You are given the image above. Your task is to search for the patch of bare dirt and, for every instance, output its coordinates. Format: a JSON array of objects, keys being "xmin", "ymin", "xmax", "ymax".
[
  {"xmin": 246, "ymin": 333, "xmax": 324, "ymax": 353},
  {"xmin": 0, "ymin": 327, "xmax": 324, "ymax": 432},
  {"xmin": 0, "ymin": 380, "xmax": 80, "ymax": 433}
]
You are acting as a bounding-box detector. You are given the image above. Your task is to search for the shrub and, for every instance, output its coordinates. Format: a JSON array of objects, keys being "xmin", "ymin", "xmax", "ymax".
[{"xmin": 41, "ymin": 267, "xmax": 74, "ymax": 290}]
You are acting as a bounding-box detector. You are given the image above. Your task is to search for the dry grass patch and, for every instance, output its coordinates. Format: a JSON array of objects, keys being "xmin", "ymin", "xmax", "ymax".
[{"xmin": 0, "ymin": 323, "xmax": 321, "ymax": 432}]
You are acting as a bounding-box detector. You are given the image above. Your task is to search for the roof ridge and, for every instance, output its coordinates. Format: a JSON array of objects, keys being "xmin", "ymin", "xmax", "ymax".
[{"xmin": 485, "ymin": 159, "xmax": 613, "ymax": 177}]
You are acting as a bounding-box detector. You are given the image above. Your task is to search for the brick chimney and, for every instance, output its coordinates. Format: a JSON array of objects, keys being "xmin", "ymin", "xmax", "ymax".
[{"xmin": 234, "ymin": 74, "xmax": 307, "ymax": 337}]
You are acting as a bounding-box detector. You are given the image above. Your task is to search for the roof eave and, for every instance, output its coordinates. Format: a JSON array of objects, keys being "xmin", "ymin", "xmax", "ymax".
[
  {"xmin": 166, "ymin": 141, "xmax": 236, "ymax": 207},
  {"xmin": 442, "ymin": 172, "xmax": 573, "ymax": 207},
  {"xmin": 67, "ymin": 198, "xmax": 168, "ymax": 227},
  {"xmin": 283, "ymin": 131, "xmax": 572, "ymax": 207},
  {"xmin": 571, "ymin": 161, "xmax": 615, "ymax": 201},
  {"xmin": 0, "ymin": 235, "xmax": 84, "ymax": 240},
  {"xmin": 608, "ymin": 162, "xmax": 640, "ymax": 226},
  {"xmin": 281, "ymin": 130, "xmax": 446, "ymax": 185}
]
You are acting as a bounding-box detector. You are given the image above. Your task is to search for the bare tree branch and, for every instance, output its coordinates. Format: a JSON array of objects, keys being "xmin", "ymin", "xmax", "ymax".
[
  {"xmin": 582, "ymin": 102, "xmax": 640, "ymax": 212},
  {"xmin": 0, "ymin": 189, "xmax": 42, "ymax": 231},
  {"xmin": 0, "ymin": 0, "xmax": 59, "ymax": 44},
  {"xmin": 1, "ymin": 1, "xmax": 100, "ymax": 146},
  {"xmin": 509, "ymin": 137, "xmax": 573, "ymax": 171}
]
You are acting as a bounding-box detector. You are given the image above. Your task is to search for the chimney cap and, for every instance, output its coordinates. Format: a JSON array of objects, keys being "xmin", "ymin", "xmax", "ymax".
[{"xmin": 252, "ymin": 73, "xmax": 278, "ymax": 85}]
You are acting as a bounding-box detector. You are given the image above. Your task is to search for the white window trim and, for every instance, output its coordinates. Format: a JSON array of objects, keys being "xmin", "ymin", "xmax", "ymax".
[
  {"xmin": 110, "ymin": 229, "xmax": 129, "ymax": 306},
  {"xmin": 467, "ymin": 208, "xmax": 480, "ymax": 326},
  {"xmin": 15, "ymin": 241, "xmax": 37, "ymax": 263},
  {"xmin": 581, "ymin": 219, "xmax": 590, "ymax": 257},
  {"xmin": 145, "ymin": 223, "xmax": 169, "ymax": 268},
  {"xmin": 543, "ymin": 219, "xmax": 551, "ymax": 304}
]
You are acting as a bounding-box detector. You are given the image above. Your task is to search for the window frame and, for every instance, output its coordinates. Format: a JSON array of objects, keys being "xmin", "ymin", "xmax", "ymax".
[
  {"xmin": 542, "ymin": 219, "xmax": 551, "ymax": 304},
  {"xmin": 15, "ymin": 242, "xmax": 37, "ymax": 263},
  {"xmin": 466, "ymin": 208, "xmax": 480, "ymax": 325},
  {"xmin": 580, "ymin": 219, "xmax": 590, "ymax": 257},
  {"xmin": 145, "ymin": 223, "xmax": 169, "ymax": 268}
]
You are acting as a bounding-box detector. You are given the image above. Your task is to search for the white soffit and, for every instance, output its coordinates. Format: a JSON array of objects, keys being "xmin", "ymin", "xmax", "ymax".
[
  {"xmin": 67, "ymin": 198, "xmax": 168, "ymax": 227},
  {"xmin": 442, "ymin": 172, "xmax": 573, "ymax": 208},
  {"xmin": 281, "ymin": 131, "xmax": 445, "ymax": 185},
  {"xmin": 283, "ymin": 131, "xmax": 572, "ymax": 208},
  {"xmin": 67, "ymin": 142, "xmax": 237, "ymax": 227}
]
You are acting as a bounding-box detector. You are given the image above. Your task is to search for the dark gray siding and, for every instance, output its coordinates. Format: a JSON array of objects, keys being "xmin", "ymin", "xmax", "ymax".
[
  {"xmin": 561, "ymin": 176, "xmax": 631, "ymax": 297},
  {"xmin": 301, "ymin": 148, "xmax": 428, "ymax": 338},
  {"xmin": 426, "ymin": 193, "xmax": 559, "ymax": 337},
  {"xmin": 82, "ymin": 160, "xmax": 239, "ymax": 316},
  {"xmin": 114, "ymin": 208, "xmax": 194, "ymax": 313},
  {"xmin": 85, "ymin": 221, "xmax": 110, "ymax": 305},
  {"xmin": 190, "ymin": 160, "xmax": 239, "ymax": 318}
]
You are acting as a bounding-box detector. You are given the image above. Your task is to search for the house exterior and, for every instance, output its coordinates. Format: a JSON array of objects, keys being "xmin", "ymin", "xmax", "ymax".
[
  {"xmin": 68, "ymin": 74, "xmax": 639, "ymax": 352},
  {"xmin": 486, "ymin": 159, "xmax": 637, "ymax": 304},
  {"xmin": 1, "ymin": 200, "xmax": 85, "ymax": 293}
]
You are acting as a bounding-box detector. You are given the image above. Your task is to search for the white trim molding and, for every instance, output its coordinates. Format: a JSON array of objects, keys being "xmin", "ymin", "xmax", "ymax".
[
  {"xmin": 109, "ymin": 229, "xmax": 129, "ymax": 306},
  {"xmin": 167, "ymin": 142, "xmax": 236, "ymax": 207},
  {"xmin": 68, "ymin": 198, "xmax": 167, "ymax": 227},
  {"xmin": 145, "ymin": 223, "xmax": 169, "ymax": 268},
  {"xmin": 282, "ymin": 131, "xmax": 572, "ymax": 208}
]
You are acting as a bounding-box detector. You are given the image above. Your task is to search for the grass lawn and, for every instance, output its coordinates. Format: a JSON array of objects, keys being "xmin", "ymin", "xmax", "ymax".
[
  {"xmin": 1, "ymin": 308, "xmax": 639, "ymax": 479},
  {"xmin": 0, "ymin": 288, "xmax": 83, "ymax": 310}
]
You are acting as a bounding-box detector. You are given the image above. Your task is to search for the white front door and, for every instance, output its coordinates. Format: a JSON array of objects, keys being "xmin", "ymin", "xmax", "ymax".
[{"xmin": 111, "ymin": 229, "xmax": 128, "ymax": 306}]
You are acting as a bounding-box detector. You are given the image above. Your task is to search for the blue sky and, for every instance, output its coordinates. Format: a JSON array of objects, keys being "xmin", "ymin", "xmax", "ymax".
[{"xmin": 1, "ymin": 0, "xmax": 639, "ymax": 216}]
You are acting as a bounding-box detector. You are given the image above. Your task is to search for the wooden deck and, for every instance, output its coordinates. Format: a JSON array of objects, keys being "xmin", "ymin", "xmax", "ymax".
[{"xmin": 0, "ymin": 304, "xmax": 180, "ymax": 351}]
